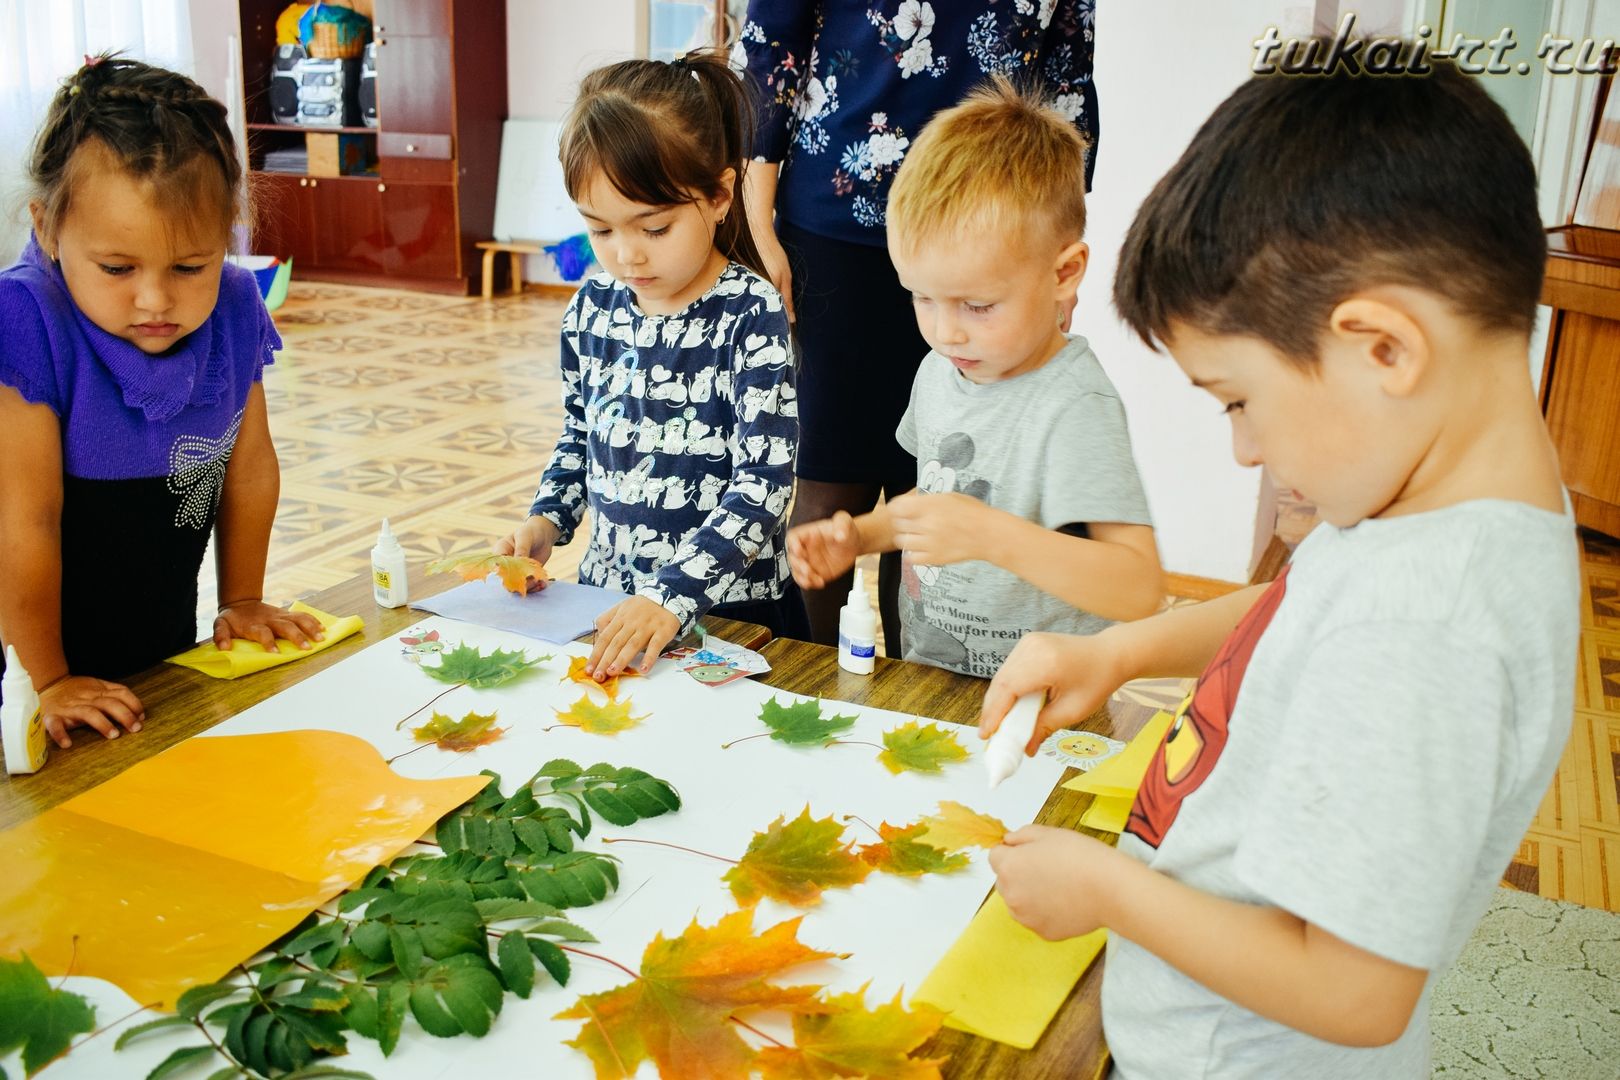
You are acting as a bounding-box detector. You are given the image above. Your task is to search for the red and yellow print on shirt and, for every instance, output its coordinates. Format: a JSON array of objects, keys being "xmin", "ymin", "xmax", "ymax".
[{"xmin": 1126, "ymin": 568, "xmax": 1291, "ymax": 848}]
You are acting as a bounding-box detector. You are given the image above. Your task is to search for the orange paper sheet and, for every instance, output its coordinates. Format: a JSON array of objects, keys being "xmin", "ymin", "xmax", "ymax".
[{"xmin": 0, "ymin": 731, "xmax": 487, "ymax": 1007}]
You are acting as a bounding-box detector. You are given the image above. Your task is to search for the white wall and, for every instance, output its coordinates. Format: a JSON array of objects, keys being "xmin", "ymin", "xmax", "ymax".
[
  {"xmin": 1076, "ymin": 2, "xmax": 1311, "ymax": 583},
  {"xmin": 507, "ymin": 0, "xmax": 639, "ymax": 121}
]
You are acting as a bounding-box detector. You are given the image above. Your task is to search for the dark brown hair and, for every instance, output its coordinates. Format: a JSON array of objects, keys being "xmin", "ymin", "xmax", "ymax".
[
  {"xmin": 560, "ymin": 49, "xmax": 766, "ymax": 280},
  {"xmin": 1113, "ymin": 55, "xmax": 1546, "ymax": 365},
  {"xmin": 29, "ymin": 54, "xmax": 242, "ymax": 250}
]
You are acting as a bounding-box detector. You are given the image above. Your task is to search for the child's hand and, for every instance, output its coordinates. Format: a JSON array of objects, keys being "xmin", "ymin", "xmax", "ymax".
[
  {"xmin": 588, "ymin": 596, "xmax": 681, "ymax": 677},
  {"xmin": 979, "ymin": 631, "xmax": 1128, "ymax": 753},
  {"xmin": 990, "ymin": 824, "xmax": 1124, "ymax": 940},
  {"xmin": 786, "ymin": 511, "xmax": 861, "ymax": 589},
  {"xmin": 213, "ymin": 601, "xmax": 326, "ymax": 652},
  {"xmin": 888, "ymin": 491, "xmax": 990, "ymax": 566},
  {"xmin": 39, "ymin": 676, "xmax": 145, "ymax": 748},
  {"xmin": 494, "ymin": 515, "xmax": 560, "ymax": 593}
]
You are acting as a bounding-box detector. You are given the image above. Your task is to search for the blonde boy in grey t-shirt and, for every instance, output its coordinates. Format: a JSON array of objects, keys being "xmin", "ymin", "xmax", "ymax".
[
  {"xmin": 981, "ymin": 59, "xmax": 1580, "ymax": 1079},
  {"xmin": 787, "ymin": 78, "xmax": 1163, "ymax": 676}
]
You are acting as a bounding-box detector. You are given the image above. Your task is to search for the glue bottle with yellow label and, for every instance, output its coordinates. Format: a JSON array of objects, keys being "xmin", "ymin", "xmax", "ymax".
[
  {"xmin": 371, "ymin": 518, "xmax": 409, "ymax": 608},
  {"xmin": 2, "ymin": 645, "xmax": 48, "ymax": 774}
]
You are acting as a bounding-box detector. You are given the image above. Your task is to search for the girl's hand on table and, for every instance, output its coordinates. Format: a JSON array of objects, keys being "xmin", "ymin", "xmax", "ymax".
[
  {"xmin": 588, "ymin": 596, "xmax": 680, "ymax": 677},
  {"xmin": 39, "ymin": 675, "xmax": 145, "ymax": 748}
]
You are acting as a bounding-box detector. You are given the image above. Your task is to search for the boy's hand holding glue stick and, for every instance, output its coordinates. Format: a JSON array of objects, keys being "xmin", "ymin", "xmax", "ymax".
[{"xmin": 979, "ymin": 631, "xmax": 1127, "ymax": 763}]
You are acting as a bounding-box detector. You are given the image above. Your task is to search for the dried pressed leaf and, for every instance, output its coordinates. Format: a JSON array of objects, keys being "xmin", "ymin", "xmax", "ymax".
[
  {"xmin": 556, "ymin": 909, "xmax": 842, "ymax": 1080},
  {"xmin": 553, "ymin": 695, "xmax": 648, "ymax": 736},
  {"xmin": 856, "ymin": 822, "xmax": 970, "ymax": 877},
  {"xmin": 411, "ymin": 710, "xmax": 505, "ymax": 752},
  {"xmin": 421, "ymin": 642, "xmax": 548, "ymax": 689},
  {"xmin": 427, "ymin": 552, "xmax": 547, "ymax": 594},
  {"xmin": 724, "ymin": 807, "xmax": 872, "ymax": 907},
  {"xmin": 915, "ymin": 801, "xmax": 1008, "ymax": 851},
  {"xmin": 878, "ymin": 722, "xmax": 970, "ymax": 775},
  {"xmin": 755, "ymin": 987, "xmax": 948, "ymax": 1080},
  {"xmin": 560, "ymin": 655, "xmax": 642, "ymax": 701},
  {"xmin": 757, "ymin": 696, "xmax": 857, "ymax": 745}
]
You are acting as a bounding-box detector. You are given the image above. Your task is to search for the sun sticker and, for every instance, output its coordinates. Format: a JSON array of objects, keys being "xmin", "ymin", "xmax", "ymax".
[{"xmin": 1038, "ymin": 730, "xmax": 1126, "ymax": 771}]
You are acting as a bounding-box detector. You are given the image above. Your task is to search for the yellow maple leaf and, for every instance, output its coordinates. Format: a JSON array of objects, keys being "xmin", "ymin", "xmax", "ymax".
[
  {"xmin": 915, "ymin": 801, "xmax": 1007, "ymax": 851},
  {"xmin": 877, "ymin": 721, "xmax": 969, "ymax": 775},
  {"xmin": 426, "ymin": 552, "xmax": 547, "ymax": 595},
  {"xmin": 552, "ymin": 694, "xmax": 647, "ymax": 736},
  {"xmin": 756, "ymin": 987, "xmax": 948, "ymax": 1080},
  {"xmin": 411, "ymin": 710, "xmax": 506, "ymax": 752},
  {"xmin": 559, "ymin": 655, "xmax": 642, "ymax": 701}
]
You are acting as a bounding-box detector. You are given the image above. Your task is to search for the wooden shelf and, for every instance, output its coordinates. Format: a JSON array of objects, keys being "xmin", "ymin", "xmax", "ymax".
[{"xmin": 248, "ymin": 122, "xmax": 378, "ymax": 135}]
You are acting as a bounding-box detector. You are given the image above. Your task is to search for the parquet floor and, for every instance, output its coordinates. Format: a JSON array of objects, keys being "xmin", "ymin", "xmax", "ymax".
[{"xmin": 225, "ymin": 279, "xmax": 1616, "ymax": 911}]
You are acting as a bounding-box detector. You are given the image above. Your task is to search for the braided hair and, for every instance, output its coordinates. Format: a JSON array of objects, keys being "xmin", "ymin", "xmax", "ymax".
[
  {"xmin": 560, "ymin": 49, "xmax": 767, "ymax": 280},
  {"xmin": 29, "ymin": 53, "xmax": 242, "ymax": 251}
]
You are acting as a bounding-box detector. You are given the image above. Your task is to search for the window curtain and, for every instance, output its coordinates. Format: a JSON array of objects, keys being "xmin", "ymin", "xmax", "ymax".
[{"xmin": 0, "ymin": 0, "xmax": 194, "ymax": 263}]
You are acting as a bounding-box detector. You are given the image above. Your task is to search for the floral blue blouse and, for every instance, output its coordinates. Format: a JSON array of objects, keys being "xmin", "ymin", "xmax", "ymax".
[{"xmin": 733, "ymin": 0, "xmax": 1098, "ymax": 246}]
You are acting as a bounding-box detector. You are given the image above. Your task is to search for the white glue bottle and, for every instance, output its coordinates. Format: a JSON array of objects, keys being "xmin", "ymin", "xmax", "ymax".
[
  {"xmin": 837, "ymin": 567, "xmax": 877, "ymax": 676},
  {"xmin": 371, "ymin": 518, "xmax": 409, "ymax": 608},
  {"xmin": 985, "ymin": 691, "xmax": 1045, "ymax": 789},
  {"xmin": 2, "ymin": 645, "xmax": 48, "ymax": 775}
]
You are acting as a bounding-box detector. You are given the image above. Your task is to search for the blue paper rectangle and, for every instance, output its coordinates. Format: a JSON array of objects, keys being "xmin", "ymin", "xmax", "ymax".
[{"xmin": 411, "ymin": 579, "xmax": 624, "ymax": 644}]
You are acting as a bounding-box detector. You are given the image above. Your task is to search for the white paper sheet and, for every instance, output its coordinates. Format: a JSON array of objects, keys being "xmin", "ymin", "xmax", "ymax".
[{"xmin": 40, "ymin": 617, "xmax": 1065, "ymax": 1078}]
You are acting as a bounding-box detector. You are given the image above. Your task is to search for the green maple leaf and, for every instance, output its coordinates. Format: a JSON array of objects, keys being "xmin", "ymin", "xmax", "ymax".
[
  {"xmin": 878, "ymin": 722, "xmax": 970, "ymax": 775},
  {"xmin": 857, "ymin": 822, "xmax": 970, "ymax": 877},
  {"xmin": 724, "ymin": 807, "xmax": 872, "ymax": 907},
  {"xmin": 421, "ymin": 643, "xmax": 549, "ymax": 689},
  {"xmin": 412, "ymin": 710, "xmax": 507, "ymax": 752},
  {"xmin": 0, "ymin": 953, "xmax": 96, "ymax": 1076},
  {"xmin": 758, "ymin": 696, "xmax": 857, "ymax": 746}
]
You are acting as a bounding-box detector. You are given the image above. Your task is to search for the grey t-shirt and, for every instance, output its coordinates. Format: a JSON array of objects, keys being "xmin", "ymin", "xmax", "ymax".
[
  {"xmin": 895, "ymin": 335, "xmax": 1151, "ymax": 678},
  {"xmin": 1105, "ymin": 498, "xmax": 1580, "ymax": 1079}
]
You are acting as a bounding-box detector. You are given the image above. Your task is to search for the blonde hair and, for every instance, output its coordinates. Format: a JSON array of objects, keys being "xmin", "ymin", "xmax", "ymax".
[{"xmin": 888, "ymin": 75, "xmax": 1088, "ymax": 254}]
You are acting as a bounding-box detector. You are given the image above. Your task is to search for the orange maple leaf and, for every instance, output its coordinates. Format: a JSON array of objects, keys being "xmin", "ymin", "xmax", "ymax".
[
  {"xmin": 411, "ymin": 709, "xmax": 506, "ymax": 752},
  {"xmin": 556, "ymin": 909, "xmax": 843, "ymax": 1080},
  {"xmin": 560, "ymin": 655, "xmax": 642, "ymax": 700},
  {"xmin": 755, "ymin": 987, "xmax": 948, "ymax": 1080},
  {"xmin": 426, "ymin": 552, "xmax": 547, "ymax": 595},
  {"xmin": 915, "ymin": 801, "xmax": 1007, "ymax": 851},
  {"xmin": 724, "ymin": 807, "xmax": 872, "ymax": 907}
]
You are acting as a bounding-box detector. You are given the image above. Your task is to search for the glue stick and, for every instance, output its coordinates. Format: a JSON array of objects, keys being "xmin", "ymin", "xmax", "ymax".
[
  {"xmin": 985, "ymin": 691, "xmax": 1044, "ymax": 789},
  {"xmin": 2, "ymin": 645, "xmax": 48, "ymax": 775},
  {"xmin": 837, "ymin": 567, "xmax": 877, "ymax": 676},
  {"xmin": 371, "ymin": 518, "xmax": 409, "ymax": 608}
]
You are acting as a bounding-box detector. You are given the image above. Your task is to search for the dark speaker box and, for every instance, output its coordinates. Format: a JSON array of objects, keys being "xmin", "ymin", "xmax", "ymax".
[
  {"xmin": 359, "ymin": 42, "xmax": 378, "ymax": 127},
  {"xmin": 268, "ymin": 43, "xmax": 304, "ymax": 125}
]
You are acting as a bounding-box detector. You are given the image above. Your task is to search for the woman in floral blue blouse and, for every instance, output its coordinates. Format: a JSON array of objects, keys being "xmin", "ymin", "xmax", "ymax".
[{"xmin": 734, "ymin": 0, "xmax": 1098, "ymax": 651}]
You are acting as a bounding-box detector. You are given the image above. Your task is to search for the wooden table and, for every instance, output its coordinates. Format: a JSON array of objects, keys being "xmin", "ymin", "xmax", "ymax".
[
  {"xmin": 2, "ymin": 572, "xmax": 1160, "ymax": 1079},
  {"xmin": 0, "ymin": 572, "xmax": 771, "ymax": 829},
  {"xmin": 756, "ymin": 638, "xmax": 1161, "ymax": 1080}
]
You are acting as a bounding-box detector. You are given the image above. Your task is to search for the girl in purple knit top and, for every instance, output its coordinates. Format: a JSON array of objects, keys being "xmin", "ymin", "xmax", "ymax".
[{"xmin": 0, "ymin": 57, "xmax": 321, "ymax": 751}]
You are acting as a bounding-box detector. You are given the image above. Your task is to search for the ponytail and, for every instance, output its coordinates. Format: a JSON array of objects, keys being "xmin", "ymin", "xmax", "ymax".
[{"xmin": 561, "ymin": 48, "xmax": 769, "ymax": 282}]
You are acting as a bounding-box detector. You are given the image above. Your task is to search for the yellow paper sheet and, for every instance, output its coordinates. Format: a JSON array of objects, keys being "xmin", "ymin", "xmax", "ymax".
[
  {"xmin": 1078, "ymin": 793, "xmax": 1133, "ymax": 834},
  {"xmin": 1063, "ymin": 709, "xmax": 1175, "ymax": 799},
  {"xmin": 166, "ymin": 602, "xmax": 363, "ymax": 679},
  {"xmin": 915, "ymin": 891, "xmax": 1106, "ymax": 1049},
  {"xmin": 0, "ymin": 731, "xmax": 487, "ymax": 1007}
]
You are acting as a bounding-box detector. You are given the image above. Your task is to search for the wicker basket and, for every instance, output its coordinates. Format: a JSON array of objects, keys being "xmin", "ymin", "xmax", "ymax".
[{"xmin": 306, "ymin": 20, "xmax": 366, "ymax": 59}]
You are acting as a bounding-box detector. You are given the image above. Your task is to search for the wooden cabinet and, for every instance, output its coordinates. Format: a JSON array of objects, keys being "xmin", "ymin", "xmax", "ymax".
[
  {"xmin": 1540, "ymin": 226, "xmax": 1620, "ymax": 539},
  {"xmin": 237, "ymin": 0, "xmax": 505, "ymax": 294}
]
